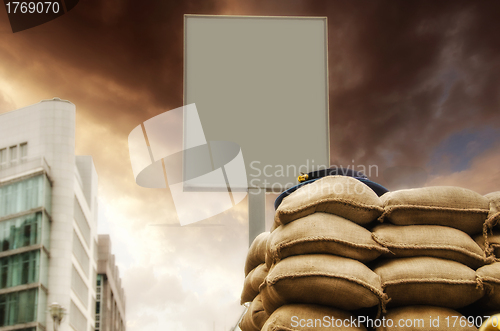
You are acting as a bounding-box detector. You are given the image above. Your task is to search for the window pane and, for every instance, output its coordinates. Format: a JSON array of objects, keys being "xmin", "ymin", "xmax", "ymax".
[
  {"xmin": 0, "ymin": 175, "xmax": 49, "ymax": 217},
  {"xmin": 0, "ymin": 289, "xmax": 37, "ymax": 326},
  {"xmin": 9, "ymin": 146, "xmax": 17, "ymax": 164},
  {"xmin": 0, "ymin": 213, "xmax": 42, "ymax": 253},
  {"xmin": 0, "ymin": 251, "xmax": 40, "ymax": 289},
  {"xmin": 20, "ymin": 143, "xmax": 27, "ymax": 159},
  {"xmin": 39, "ymin": 249, "xmax": 49, "ymax": 289},
  {"xmin": 0, "ymin": 149, "xmax": 6, "ymax": 167}
]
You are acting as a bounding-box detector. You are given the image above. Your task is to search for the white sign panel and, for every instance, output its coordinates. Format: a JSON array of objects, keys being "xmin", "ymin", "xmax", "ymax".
[{"xmin": 184, "ymin": 15, "xmax": 330, "ymax": 192}]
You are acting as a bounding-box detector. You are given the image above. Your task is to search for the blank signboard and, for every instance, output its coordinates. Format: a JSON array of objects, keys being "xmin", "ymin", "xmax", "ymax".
[{"xmin": 184, "ymin": 15, "xmax": 329, "ymax": 191}]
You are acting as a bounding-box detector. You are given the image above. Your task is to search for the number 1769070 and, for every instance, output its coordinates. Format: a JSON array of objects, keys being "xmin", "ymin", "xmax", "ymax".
[{"xmin": 5, "ymin": 2, "xmax": 60, "ymax": 14}]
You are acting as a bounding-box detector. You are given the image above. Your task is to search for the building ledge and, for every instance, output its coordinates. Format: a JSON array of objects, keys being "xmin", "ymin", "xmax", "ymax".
[
  {"xmin": 0, "ymin": 282, "xmax": 41, "ymax": 296},
  {"xmin": 0, "ymin": 206, "xmax": 51, "ymax": 223},
  {"xmin": 0, "ymin": 157, "xmax": 52, "ymax": 185},
  {"xmin": 0, "ymin": 243, "xmax": 48, "ymax": 260},
  {"xmin": 40, "ymin": 97, "xmax": 72, "ymax": 104},
  {"xmin": 0, "ymin": 322, "xmax": 44, "ymax": 331}
]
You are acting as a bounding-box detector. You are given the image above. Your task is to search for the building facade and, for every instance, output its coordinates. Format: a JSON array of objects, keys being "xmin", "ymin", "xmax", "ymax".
[
  {"xmin": 95, "ymin": 235, "xmax": 125, "ymax": 331},
  {"xmin": 0, "ymin": 99, "xmax": 99, "ymax": 331}
]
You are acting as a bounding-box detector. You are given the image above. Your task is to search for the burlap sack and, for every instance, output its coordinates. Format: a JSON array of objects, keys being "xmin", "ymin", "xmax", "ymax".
[
  {"xmin": 376, "ymin": 306, "xmax": 478, "ymax": 331},
  {"xmin": 260, "ymin": 254, "xmax": 387, "ymax": 314},
  {"xmin": 267, "ymin": 213, "xmax": 389, "ymax": 268},
  {"xmin": 476, "ymin": 262, "xmax": 500, "ymax": 310},
  {"xmin": 274, "ymin": 176, "xmax": 384, "ymax": 227},
  {"xmin": 379, "ymin": 186, "xmax": 489, "ymax": 235},
  {"xmin": 371, "ymin": 224, "xmax": 492, "ymax": 269},
  {"xmin": 261, "ymin": 304, "xmax": 368, "ymax": 331},
  {"xmin": 241, "ymin": 264, "xmax": 268, "ymax": 304},
  {"xmin": 474, "ymin": 231, "xmax": 500, "ymax": 259},
  {"xmin": 374, "ymin": 256, "xmax": 484, "ymax": 308},
  {"xmin": 485, "ymin": 192, "xmax": 500, "ymax": 236},
  {"xmin": 239, "ymin": 294, "xmax": 270, "ymax": 331},
  {"xmin": 245, "ymin": 232, "xmax": 269, "ymax": 276}
]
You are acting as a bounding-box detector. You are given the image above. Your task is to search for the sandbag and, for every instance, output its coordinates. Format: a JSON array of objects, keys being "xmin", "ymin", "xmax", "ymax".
[
  {"xmin": 245, "ymin": 232, "xmax": 269, "ymax": 276},
  {"xmin": 260, "ymin": 254, "xmax": 387, "ymax": 314},
  {"xmin": 479, "ymin": 314, "xmax": 500, "ymax": 331},
  {"xmin": 380, "ymin": 186, "xmax": 489, "ymax": 235},
  {"xmin": 261, "ymin": 304, "xmax": 368, "ymax": 331},
  {"xmin": 374, "ymin": 256, "xmax": 484, "ymax": 308},
  {"xmin": 485, "ymin": 191, "xmax": 500, "ymax": 231},
  {"xmin": 476, "ymin": 263, "xmax": 500, "ymax": 310},
  {"xmin": 474, "ymin": 231, "xmax": 500, "ymax": 259},
  {"xmin": 239, "ymin": 294, "xmax": 270, "ymax": 331},
  {"xmin": 274, "ymin": 176, "xmax": 384, "ymax": 227},
  {"xmin": 376, "ymin": 306, "xmax": 478, "ymax": 330},
  {"xmin": 267, "ymin": 212, "xmax": 389, "ymax": 268},
  {"xmin": 241, "ymin": 264, "xmax": 268, "ymax": 304},
  {"xmin": 371, "ymin": 224, "xmax": 492, "ymax": 269}
]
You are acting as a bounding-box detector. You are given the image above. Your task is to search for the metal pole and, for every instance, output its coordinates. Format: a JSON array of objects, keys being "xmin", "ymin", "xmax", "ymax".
[{"xmin": 248, "ymin": 188, "xmax": 266, "ymax": 245}]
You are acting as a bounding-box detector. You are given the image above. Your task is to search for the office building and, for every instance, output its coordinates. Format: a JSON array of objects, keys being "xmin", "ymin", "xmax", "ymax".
[
  {"xmin": 0, "ymin": 99, "xmax": 99, "ymax": 331},
  {"xmin": 95, "ymin": 235, "xmax": 125, "ymax": 331}
]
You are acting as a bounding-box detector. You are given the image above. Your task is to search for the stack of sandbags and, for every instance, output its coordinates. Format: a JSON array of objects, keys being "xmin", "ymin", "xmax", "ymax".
[
  {"xmin": 374, "ymin": 186, "xmax": 492, "ymax": 330},
  {"xmin": 260, "ymin": 176, "xmax": 389, "ymax": 326},
  {"xmin": 240, "ymin": 179, "xmax": 498, "ymax": 330},
  {"xmin": 240, "ymin": 232, "xmax": 271, "ymax": 331}
]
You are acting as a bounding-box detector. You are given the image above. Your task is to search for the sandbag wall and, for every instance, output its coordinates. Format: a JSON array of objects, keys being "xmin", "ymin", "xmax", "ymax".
[
  {"xmin": 374, "ymin": 186, "xmax": 494, "ymax": 331},
  {"xmin": 239, "ymin": 176, "xmax": 500, "ymax": 331}
]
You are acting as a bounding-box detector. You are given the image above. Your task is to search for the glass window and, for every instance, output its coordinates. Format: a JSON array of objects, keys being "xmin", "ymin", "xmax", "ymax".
[
  {"xmin": 44, "ymin": 176, "xmax": 52, "ymax": 215},
  {"xmin": 39, "ymin": 250, "xmax": 49, "ymax": 289},
  {"xmin": 0, "ymin": 288, "xmax": 38, "ymax": 326},
  {"xmin": 19, "ymin": 143, "xmax": 27, "ymax": 162},
  {"xmin": 36, "ymin": 286, "xmax": 47, "ymax": 325},
  {"xmin": 0, "ymin": 265, "xmax": 7, "ymax": 288},
  {"xmin": 0, "ymin": 250, "xmax": 40, "ymax": 289},
  {"xmin": 93, "ymin": 268, "xmax": 97, "ymax": 292},
  {"xmin": 0, "ymin": 175, "xmax": 50, "ymax": 217},
  {"xmin": 9, "ymin": 146, "xmax": 17, "ymax": 165},
  {"xmin": 0, "ymin": 213, "xmax": 42, "ymax": 252},
  {"xmin": 0, "ymin": 149, "xmax": 6, "ymax": 168}
]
